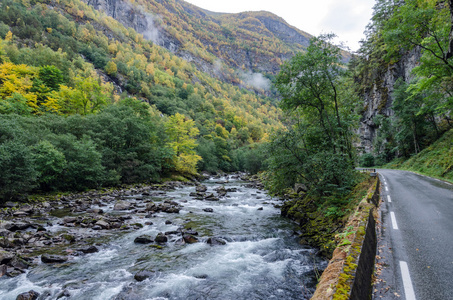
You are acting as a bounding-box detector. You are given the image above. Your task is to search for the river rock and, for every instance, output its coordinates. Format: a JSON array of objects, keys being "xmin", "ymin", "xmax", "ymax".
[
  {"xmin": 215, "ymin": 186, "xmax": 227, "ymax": 197},
  {"xmin": 134, "ymin": 235, "xmax": 154, "ymax": 244},
  {"xmin": 134, "ymin": 270, "xmax": 155, "ymax": 282},
  {"xmin": 154, "ymin": 233, "xmax": 168, "ymax": 243},
  {"xmin": 0, "ymin": 250, "xmax": 13, "ymax": 264},
  {"xmin": 183, "ymin": 235, "xmax": 198, "ymax": 244},
  {"xmin": 207, "ymin": 237, "xmax": 227, "ymax": 246},
  {"xmin": 113, "ymin": 201, "xmax": 131, "ymax": 210},
  {"xmin": 16, "ymin": 290, "xmax": 40, "ymax": 300},
  {"xmin": 41, "ymin": 254, "xmax": 68, "ymax": 263},
  {"xmin": 95, "ymin": 220, "xmax": 110, "ymax": 229},
  {"xmin": 77, "ymin": 245, "xmax": 99, "ymax": 253},
  {"xmin": 10, "ymin": 256, "xmax": 30, "ymax": 270},
  {"xmin": 196, "ymin": 185, "xmax": 208, "ymax": 192},
  {"xmin": 204, "ymin": 194, "xmax": 219, "ymax": 201},
  {"xmin": 5, "ymin": 223, "xmax": 31, "ymax": 232},
  {"xmin": 203, "ymin": 208, "xmax": 214, "ymax": 213},
  {"xmin": 63, "ymin": 217, "xmax": 77, "ymax": 224},
  {"xmin": 183, "ymin": 229, "xmax": 198, "ymax": 236},
  {"xmin": 0, "ymin": 264, "xmax": 6, "ymax": 277}
]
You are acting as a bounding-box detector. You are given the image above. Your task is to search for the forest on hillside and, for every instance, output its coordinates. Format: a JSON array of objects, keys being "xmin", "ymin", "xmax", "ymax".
[{"xmin": 0, "ymin": 0, "xmax": 284, "ymax": 201}]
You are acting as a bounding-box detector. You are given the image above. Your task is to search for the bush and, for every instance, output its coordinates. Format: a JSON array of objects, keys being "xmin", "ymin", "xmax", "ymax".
[
  {"xmin": 0, "ymin": 140, "xmax": 38, "ymax": 201},
  {"xmin": 360, "ymin": 153, "xmax": 375, "ymax": 167}
]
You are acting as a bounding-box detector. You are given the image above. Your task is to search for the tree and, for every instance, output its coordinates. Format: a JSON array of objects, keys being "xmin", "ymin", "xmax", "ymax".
[
  {"xmin": 384, "ymin": 0, "xmax": 453, "ymax": 119},
  {"xmin": 0, "ymin": 140, "xmax": 38, "ymax": 201},
  {"xmin": 165, "ymin": 113, "xmax": 201, "ymax": 175},
  {"xmin": 32, "ymin": 140, "xmax": 66, "ymax": 191},
  {"xmin": 267, "ymin": 34, "xmax": 358, "ymax": 195}
]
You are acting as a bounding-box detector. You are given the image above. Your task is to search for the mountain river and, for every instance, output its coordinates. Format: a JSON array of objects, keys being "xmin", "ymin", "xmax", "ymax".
[{"xmin": 0, "ymin": 175, "xmax": 326, "ymax": 299}]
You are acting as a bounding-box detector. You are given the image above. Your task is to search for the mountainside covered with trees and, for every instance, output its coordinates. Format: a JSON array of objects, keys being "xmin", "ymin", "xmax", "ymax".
[
  {"xmin": 0, "ymin": 0, "xmax": 290, "ymax": 201},
  {"xmin": 83, "ymin": 0, "xmax": 314, "ymax": 87}
]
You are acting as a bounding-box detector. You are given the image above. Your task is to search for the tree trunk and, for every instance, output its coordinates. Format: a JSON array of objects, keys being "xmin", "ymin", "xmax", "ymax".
[{"xmin": 446, "ymin": 0, "xmax": 453, "ymax": 59}]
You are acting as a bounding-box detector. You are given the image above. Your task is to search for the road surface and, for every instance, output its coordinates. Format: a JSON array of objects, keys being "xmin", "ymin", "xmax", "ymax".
[{"xmin": 373, "ymin": 169, "xmax": 453, "ymax": 300}]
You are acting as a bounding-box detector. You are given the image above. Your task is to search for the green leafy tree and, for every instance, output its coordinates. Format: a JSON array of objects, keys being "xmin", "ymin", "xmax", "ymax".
[
  {"xmin": 267, "ymin": 34, "xmax": 358, "ymax": 195},
  {"xmin": 165, "ymin": 113, "xmax": 201, "ymax": 175},
  {"xmin": 32, "ymin": 140, "xmax": 67, "ymax": 191},
  {"xmin": 0, "ymin": 140, "xmax": 38, "ymax": 201},
  {"xmin": 384, "ymin": 0, "xmax": 453, "ymax": 120}
]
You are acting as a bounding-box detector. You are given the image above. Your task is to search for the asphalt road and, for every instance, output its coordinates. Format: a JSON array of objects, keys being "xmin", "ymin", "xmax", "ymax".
[{"xmin": 373, "ymin": 169, "xmax": 453, "ymax": 300}]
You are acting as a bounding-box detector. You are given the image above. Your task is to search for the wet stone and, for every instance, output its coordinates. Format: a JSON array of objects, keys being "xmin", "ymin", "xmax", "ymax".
[
  {"xmin": 203, "ymin": 208, "xmax": 214, "ymax": 213},
  {"xmin": 77, "ymin": 245, "xmax": 99, "ymax": 254},
  {"xmin": 196, "ymin": 185, "xmax": 208, "ymax": 193},
  {"xmin": 183, "ymin": 235, "xmax": 198, "ymax": 244},
  {"xmin": 41, "ymin": 254, "xmax": 68, "ymax": 263},
  {"xmin": 5, "ymin": 223, "xmax": 31, "ymax": 232},
  {"xmin": 113, "ymin": 201, "xmax": 131, "ymax": 211},
  {"xmin": 207, "ymin": 237, "xmax": 227, "ymax": 246},
  {"xmin": 154, "ymin": 233, "xmax": 168, "ymax": 244},
  {"xmin": 16, "ymin": 289, "xmax": 40, "ymax": 300},
  {"xmin": 134, "ymin": 270, "xmax": 155, "ymax": 282},
  {"xmin": 134, "ymin": 235, "xmax": 154, "ymax": 244}
]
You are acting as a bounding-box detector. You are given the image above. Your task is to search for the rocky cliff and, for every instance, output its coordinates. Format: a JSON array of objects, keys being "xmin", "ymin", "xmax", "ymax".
[{"xmin": 358, "ymin": 47, "xmax": 421, "ymax": 153}]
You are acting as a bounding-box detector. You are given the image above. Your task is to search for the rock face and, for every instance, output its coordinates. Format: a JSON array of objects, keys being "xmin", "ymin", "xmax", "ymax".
[{"xmin": 358, "ymin": 47, "xmax": 421, "ymax": 153}]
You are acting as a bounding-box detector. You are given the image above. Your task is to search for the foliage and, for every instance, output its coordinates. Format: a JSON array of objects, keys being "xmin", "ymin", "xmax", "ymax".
[
  {"xmin": 353, "ymin": 0, "xmax": 453, "ymax": 163},
  {"xmin": 390, "ymin": 128, "xmax": 453, "ymax": 182},
  {"xmin": 165, "ymin": 113, "xmax": 201, "ymax": 175},
  {"xmin": 266, "ymin": 35, "xmax": 359, "ymax": 196},
  {"xmin": 359, "ymin": 153, "xmax": 375, "ymax": 168},
  {"xmin": 0, "ymin": 140, "xmax": 38, "ymax": 200}
]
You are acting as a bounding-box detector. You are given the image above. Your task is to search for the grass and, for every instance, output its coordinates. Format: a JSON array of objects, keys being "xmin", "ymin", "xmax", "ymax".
[{"xmin": 386, "ymin": 128, "xmax": 453, "ymax": 183}]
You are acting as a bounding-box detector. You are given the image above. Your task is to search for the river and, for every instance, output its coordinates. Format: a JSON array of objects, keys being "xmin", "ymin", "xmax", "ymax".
[{"xmin": 0, "ymin": 175, "xmax": 325, "ymax": 299}]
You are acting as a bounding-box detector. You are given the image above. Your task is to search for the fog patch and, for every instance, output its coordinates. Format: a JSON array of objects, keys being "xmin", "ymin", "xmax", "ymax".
[
  {"xmin": 142, "ymin": 12, "xmax": 161, "ymax": 44},
  {"xmin": 241, "ymin": 71, "xmax": 271, "ymax": 91}
]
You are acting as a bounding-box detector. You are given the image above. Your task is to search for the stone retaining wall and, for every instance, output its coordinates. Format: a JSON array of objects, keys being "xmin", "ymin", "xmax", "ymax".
[{"xmin": 311, "ymin": 176, "xmax": 380, "ymax": 300}]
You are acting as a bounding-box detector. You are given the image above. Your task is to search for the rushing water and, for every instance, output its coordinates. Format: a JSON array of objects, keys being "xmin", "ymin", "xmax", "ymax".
[{"xmin": 0, "ymin": 175, "xmax": 326, "ymax": 300}]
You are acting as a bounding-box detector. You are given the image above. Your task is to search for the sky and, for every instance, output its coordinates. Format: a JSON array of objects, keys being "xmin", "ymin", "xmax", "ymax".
[{"xmin": 184, "ymin": 0, "xmax": 376, "ymax": 51}]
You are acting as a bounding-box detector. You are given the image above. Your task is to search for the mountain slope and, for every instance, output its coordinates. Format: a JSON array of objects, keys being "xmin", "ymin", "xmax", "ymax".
[
  {"xmin": 82, "ymin": 0, "xmax": 312, "ymax": 86},
  {"xmin": 0, "ymin": 0, "xmax": 283, "ymax": 175}
]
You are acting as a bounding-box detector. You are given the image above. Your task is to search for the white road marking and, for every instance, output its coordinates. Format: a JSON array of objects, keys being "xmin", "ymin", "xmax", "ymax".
[
  {"xmin": 385, "ymin": 185, "xmax": 389, "ymax": 192},
  {"xmin": 390, "ymin": 212, "xmax": 398, "ymax": 230},
  {"xmin": 387, "ymin": 195, "xmax": 392, "ymax": 203},
  {"xmin": 400, "ymin": 261, "xmax": 416, "ymax": 300}
]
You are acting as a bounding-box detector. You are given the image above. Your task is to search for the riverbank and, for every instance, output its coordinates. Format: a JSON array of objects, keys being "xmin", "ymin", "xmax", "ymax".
[{"xmin": 279, "ymin": 174, "xmax": 376, "ymax": 258}]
